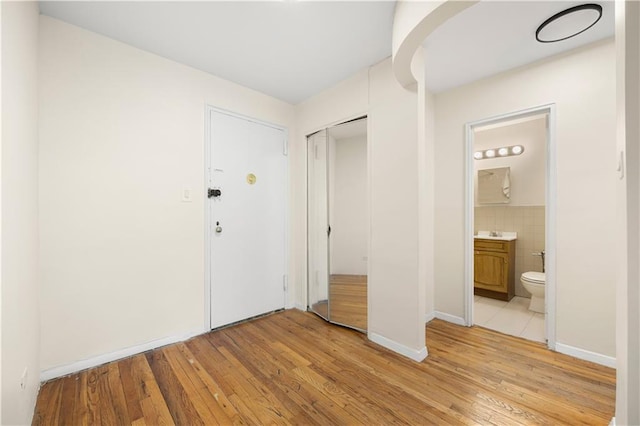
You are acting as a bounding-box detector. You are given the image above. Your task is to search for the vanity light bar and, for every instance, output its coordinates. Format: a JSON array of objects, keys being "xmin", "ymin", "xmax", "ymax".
[{"xmin": 474, "ymin": 145, "xmax": 524, "ymax": 160}]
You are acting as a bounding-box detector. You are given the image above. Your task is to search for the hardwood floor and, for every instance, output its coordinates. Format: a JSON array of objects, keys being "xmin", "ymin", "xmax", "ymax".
[{"xmin": 33, "ymin": 310, "xmax": 616, "ymax": 425}]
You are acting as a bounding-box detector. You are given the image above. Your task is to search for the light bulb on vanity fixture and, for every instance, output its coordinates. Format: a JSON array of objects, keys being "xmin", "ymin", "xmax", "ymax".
[
  {"xmin": 474, "ymin": 145, "xmax": 525, "ymax": 160},
  {"xmin": 511, "ymin": 145, "xmax": 523, "ymax": 155}
]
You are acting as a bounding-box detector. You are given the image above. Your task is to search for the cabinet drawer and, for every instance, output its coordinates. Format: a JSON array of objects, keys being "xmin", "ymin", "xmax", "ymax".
[{"xmin": 474, "ymin": 239, "xmax": 508, "ymax": 252}]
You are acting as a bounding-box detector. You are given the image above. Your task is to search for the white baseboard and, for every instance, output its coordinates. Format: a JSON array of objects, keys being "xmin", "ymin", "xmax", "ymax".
[
  {"xmin": 429, "ymin": 311, "xmax": 467, "ymax": 326},
  {"xmin": 40, "ymin": 328, "xmax": 204, "ymax": 382},
  {"xmin": 609, "ymin": 417, "xmax": 615, "ymax": 426},
  {"xmin": 425, "ymin": 311, "xmax": 436, "ymax": 323},
  {"xmin": 368, "ymin": 332, "xmax": 428, "ymax": 362},
  {"xmin": 293, "ymin": 302, "xmax": 306, "ymax": 311},
  {"xmin": 555, "ymin": 342, "xmax": 616, "ymax": 368}
]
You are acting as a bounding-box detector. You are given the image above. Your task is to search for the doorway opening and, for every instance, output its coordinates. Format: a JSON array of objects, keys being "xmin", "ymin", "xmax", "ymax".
[
  {"xmin": 465, "ymin": 105, "xmax": 556, "ymax": 349},
  {"xmin": 307, "ymin": 117, "xmax": 369, "ymax": 332}
]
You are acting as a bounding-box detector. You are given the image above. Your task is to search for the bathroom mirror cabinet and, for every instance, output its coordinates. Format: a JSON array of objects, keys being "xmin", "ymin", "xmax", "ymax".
[{"xmin": 478, "ymin": 167, "xmax": 511, "ymax": 204}]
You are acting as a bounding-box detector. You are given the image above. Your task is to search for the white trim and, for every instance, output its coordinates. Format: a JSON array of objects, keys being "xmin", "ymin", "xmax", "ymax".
[
  {"xmin": 366, "ymin": 115, "xmax": 373, "ymax": 334},
  {"xmin": 433, "ymin": 311, "xmax": 466, "ymax": 326},
  {"xmin": 424, "ymin": 311, "xmax": 465, "ymax": 326},
  {"xmin": 609, "ymin": 417, "xmax": 615, "ymax": 426},
  {"xmin": 464, "ymin": 104, "xmax": 557, "ymax": 352},
  {"xmin": 204, "ymin": 106, "xmax": 212, "ymax": 331},
  {"xmin": 555, "ymin": 342, "xmax": 617, "ymax": 369},
  {"xmin": 368, "ymin": 332, "xmax": 428, "ymax": 362},
  {"xmin": 40, "ymin": 329, "xmax": 203, "ymax": 382},
  {"xmin": 282, "ymin": 127, "xmax": 292, "ymax": 310},
  {"xmin": 204, "ymin": 105, "xmax": 290, "ymax": 330},
  {"xmin": 544, "ymin": 106, "xmax": 558, "ymax": 349},
  {"xmin": 464, "ymin": 122, "xmax": 475, "ymax": 327}
]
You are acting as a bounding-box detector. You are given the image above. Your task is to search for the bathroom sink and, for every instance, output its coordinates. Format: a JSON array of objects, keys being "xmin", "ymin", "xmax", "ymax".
[{"xmin": 474, "ymin": 231, "xmax": 517, "ymax": 241}]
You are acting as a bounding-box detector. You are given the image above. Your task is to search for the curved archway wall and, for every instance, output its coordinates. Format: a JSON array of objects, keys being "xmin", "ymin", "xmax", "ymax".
[{"xmin": 393, "ymin": 1, "xmax": 619, "ymax": 365}]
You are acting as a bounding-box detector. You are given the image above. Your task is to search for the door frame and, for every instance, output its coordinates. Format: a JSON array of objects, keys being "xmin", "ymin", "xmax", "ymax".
[
  {"xmin": 204, "ymin": 104, "xmax": 290, "ymax": 331},
  {"xmin": 464, "ymin": 103, "xmax": 557, "ymax": 350}
]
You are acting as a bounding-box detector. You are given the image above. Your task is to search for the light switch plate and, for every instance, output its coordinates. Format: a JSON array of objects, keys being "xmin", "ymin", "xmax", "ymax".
[{"xmin": 182, "ymin": 187, "xmax": 193, "ymax": 202}]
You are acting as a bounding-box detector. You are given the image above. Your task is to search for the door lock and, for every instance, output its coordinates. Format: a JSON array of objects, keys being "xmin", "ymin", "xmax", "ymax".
[
  {"xmin": 215, "ymin": 221, "xmax": 222, "ymax": 233},
  {"xmin": 208, "ymin": 188, "xmax": 222, "ymax": 198}
]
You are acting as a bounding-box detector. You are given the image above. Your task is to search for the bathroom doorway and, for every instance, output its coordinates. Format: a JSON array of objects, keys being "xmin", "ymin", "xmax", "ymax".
[{"xmin": 465, "ymin": 105, "xmax": 556, "ymax": 348}]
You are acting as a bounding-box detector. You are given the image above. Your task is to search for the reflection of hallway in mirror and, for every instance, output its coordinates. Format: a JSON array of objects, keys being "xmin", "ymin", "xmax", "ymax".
[{"xmin": 329, "ymin": 274, "xmax": 367, "ymax": 330}]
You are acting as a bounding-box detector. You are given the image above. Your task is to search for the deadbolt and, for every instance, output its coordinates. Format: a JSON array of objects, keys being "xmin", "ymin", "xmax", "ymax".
[{"xmin": 208, "ymin": 188, "xmax": 222, "ymax": 198}]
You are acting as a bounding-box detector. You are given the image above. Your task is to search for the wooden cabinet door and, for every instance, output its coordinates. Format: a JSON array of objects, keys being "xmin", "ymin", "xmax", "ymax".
[{"xmin": 474, "ymin": 251, "xmax": 508, "ymax": 292}]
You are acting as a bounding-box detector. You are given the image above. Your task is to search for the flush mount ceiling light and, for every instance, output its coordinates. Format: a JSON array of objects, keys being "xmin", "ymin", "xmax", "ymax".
[
  {"xmin": 536, "ymin": 3, "xmax": 603, "ymax": 43},
  {"xmin": 474, "ymin": 145, "xmax": 525, "ymax": 160}
]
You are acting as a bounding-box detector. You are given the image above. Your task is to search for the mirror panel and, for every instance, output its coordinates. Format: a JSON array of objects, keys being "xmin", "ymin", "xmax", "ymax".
[
  {"xmin": 478, "ymin": 167, "xmax": 511, "ymax": 204},
  {"xmin": 327, "ymin": 122, "xmax": 368, "ymax": 330},
  {"xmin": 307, "ymin": 130, "xmax": 330, "ymax": 319}
]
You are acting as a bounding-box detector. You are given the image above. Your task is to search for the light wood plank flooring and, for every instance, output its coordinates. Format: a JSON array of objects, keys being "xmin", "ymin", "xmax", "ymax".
[
  {"xmin": 33, "ymin": 310, "xmax": 615, "ymax": 425},
  {"xmin": 310, "ymin": 274, "xmax": 367, "ymax": 331}
]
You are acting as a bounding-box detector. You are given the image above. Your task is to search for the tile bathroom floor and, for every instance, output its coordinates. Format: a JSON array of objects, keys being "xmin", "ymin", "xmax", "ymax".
[{"xmin": 474, "ymin": 295, "xmax": 546, "ymax": 343}]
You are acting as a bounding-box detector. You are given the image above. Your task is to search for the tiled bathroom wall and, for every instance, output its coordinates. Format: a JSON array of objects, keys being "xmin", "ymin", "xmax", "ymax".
[{"xmin": 475, "ymin": 206, "xmax": 545, "ymax": 297}]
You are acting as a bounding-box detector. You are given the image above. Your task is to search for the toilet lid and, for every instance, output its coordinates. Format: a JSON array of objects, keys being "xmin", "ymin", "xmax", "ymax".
[{"xmin": 522, "ymin": 271, "xmax": 545, "ymax": 284}]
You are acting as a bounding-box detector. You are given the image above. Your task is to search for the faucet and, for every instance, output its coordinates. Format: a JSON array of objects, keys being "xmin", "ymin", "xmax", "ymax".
[{"xmin": 532, "ymin": 250, "xmax": 546, "ymax": 272}]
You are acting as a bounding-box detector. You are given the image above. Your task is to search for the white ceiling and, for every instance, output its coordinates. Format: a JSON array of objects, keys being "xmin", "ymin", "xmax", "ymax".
[
  {"xmin": 38, "ymin": 1, "xmax": 396, "ymax": 105},
  {"xmin": 39, "ymin": 1, "xmax": 615, "ymax": 104},
  {"xmin": 423, "ymin": 1, "xmax": 614, "ymax": 93}
]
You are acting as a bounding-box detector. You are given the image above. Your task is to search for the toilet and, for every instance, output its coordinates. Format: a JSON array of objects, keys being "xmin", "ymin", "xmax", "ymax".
[{"xmin": 521, "ymin": 271, "xmax": 546, "ymax": 313}]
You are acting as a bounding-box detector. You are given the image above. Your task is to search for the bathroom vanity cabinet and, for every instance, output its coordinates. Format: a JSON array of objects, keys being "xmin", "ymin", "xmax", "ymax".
[{"xmin": 474, "ymin": 238, "xmax": 515, "ymax": 301}]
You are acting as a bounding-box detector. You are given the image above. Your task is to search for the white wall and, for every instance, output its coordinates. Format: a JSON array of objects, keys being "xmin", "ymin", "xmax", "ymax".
[
  {"xmin": 1, "ymin": 2, "xmax": 41, "ymax": 424},
  {"xmin": 474, "ymin": 117, "xmax": 546, "ymax": 207},
  {"xmin": 296, "ymin": 58, "xmax": 426, "ymax": 358},
  {"xmin": 330, "ymin": 135, "xmax": 368, "ymax": 275},
  {"xmin": 38, "ymin": 16, "xmax": 295, "ymax": 374},
  {"xmin": 616, "ymin": 1, "xmax": 640, "ymax": 423},
  {"xmin": 434, "ymin": 40, "xmax": 617, "ymax": 358},
  {"xmin": 368, "ymin": 58, "xmax": 423, "ymax": 355}
]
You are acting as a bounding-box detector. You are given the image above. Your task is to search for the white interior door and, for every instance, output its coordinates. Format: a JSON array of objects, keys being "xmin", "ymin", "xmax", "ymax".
[{"xmin": 209, "ymin": 109, "xmax": 287, "ymax": 329}]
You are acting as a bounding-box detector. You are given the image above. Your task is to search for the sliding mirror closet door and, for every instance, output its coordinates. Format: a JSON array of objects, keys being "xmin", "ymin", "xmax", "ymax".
[
  {"xmin": 307, "ymin": 118, "xmax": 368, "ymax": 332},
  {"xmin": 307, "ymin": 130, "xmax": 330, "ymax": 320},
  {"xmin": 327, "ymin": 119, "xmax": 368, "ymax": 331}
]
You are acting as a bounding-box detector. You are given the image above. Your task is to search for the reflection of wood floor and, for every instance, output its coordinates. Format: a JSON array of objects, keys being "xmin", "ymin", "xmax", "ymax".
[
  {"xmin": 330, "ymin": 274, "xmax": 367, "ymax": 330},
  {"xmin": 311, "ymin": 299, "xmax": 328, "ymax": 319},
  {"xmin": 311, "ymin": 275, "xmax": 367, "ymax": 331}
]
